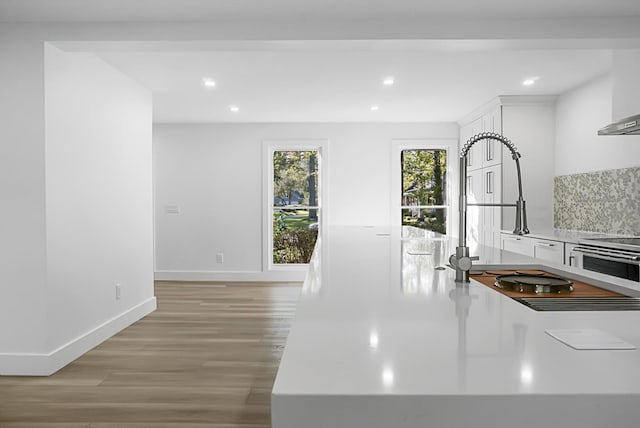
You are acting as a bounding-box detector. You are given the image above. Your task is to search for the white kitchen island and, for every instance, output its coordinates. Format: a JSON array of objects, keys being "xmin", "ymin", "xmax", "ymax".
[{"xmin": 272, "ymin": 225, "xmax": 640, "ymax": 428}]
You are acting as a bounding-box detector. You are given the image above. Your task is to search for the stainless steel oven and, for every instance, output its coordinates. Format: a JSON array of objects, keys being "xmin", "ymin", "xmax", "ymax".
[{"xmin": 571, "ymin": 237, "xmax": 640, "ymax": 282}]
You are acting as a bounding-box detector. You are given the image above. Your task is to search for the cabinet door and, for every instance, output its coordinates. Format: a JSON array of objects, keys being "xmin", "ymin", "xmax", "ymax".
[
  {"xmin": 482, "ymin": 108, "xmax": 503, "ymax": 168},
  {"xmin": 501, "ymin": 234, "xmax": 533, "ymax": 256},
  {"xmin": 466, "ymin": 169, "xmax": 484, "ymax": 249},
  {"xmin": 531, "ymin": 238, "xmax": 564, "ymax": 265},
  {"xmin": 483, "ymin": 164, "xmax": 502, "ymax": 249},
  {"xmin": 464, "ymin": 118, "xmax": 483, "ymax": 171}
]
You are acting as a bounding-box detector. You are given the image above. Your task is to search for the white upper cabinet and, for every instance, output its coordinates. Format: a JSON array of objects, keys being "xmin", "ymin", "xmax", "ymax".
[
  {"xmin": 459, "ymin": 96, "xmax": 555, "ymax": 249},
  {"xmin": 461, "ymin": 108, "xmax": 503, "ymax": 172}
]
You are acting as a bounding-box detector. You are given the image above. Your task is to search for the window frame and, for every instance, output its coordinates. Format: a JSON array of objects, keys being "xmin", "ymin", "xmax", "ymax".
[
  {"xmin": 391, "ymin": 139, "xmax": 458, "ymax": 237},
  {"xmin": 263, "ymin": 139, "xmax": 328, "ymax": 272}
]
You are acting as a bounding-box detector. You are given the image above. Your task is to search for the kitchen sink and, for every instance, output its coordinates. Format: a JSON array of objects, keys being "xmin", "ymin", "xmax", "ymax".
[{"xmin": 470, "ymin": 268, "xmax": 640, "ymax": 311}]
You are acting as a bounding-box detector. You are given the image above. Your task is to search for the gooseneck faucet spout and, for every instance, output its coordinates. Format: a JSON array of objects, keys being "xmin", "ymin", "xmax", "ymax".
[{"xmin": 450, "ymin": 132, "xmax": 529, "ymax": 282}]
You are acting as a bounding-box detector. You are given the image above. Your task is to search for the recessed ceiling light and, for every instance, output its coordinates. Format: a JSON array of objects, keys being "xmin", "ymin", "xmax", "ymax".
[
  {"xmin": 370, "ymin": 104, "xmax": 380, "ymax": 111},
  {"xmin": 202, "ymin": 78, "xmax": 216, "ymax": 88},
  {"xmin": 383, "ymin": 76, "xmax": 395, "ymax": 86},
  {"xmin": 523, "ymin": 77, "xmax": 540, "ymax": 86},
  {"xmin": 228, "ymin": 105, "xmax": 239, "ymax": 113}
]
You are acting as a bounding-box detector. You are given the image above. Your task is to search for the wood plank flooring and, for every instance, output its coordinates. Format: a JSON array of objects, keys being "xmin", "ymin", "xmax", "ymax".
[{"xmin": 0, "ymin": 281, "xmax": 301, "ymax": 427}]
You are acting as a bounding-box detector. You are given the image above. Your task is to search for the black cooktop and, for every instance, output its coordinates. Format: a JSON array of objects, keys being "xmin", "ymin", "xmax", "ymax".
[
  {"xmin": 588, "ymin": 237, "xmax": 640, "ymax": 245},
  {"xmin": 580, "ymin": 236, "xmax": 640, "ymax": 252}
]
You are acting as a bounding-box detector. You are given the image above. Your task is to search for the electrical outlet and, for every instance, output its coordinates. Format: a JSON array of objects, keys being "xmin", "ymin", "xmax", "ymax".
[
  {"xmin": 115, "ymin": 283, "xmax": 122, "ymax": 300},
  {"xmin": 216, "ymin": 253, "xmax": 224, "ymax": 264}
]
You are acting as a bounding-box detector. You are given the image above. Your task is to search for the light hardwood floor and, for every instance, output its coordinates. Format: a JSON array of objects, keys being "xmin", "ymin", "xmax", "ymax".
[{"xmin": 0, "ymin": 281, "xmax": 301, "ymax": 428}]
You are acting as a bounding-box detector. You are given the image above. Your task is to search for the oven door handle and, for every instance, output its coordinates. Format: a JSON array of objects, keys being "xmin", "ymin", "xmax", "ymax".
[{"xmin": 572, "ymin": 246, "xmax": 640, "ymax": 264}]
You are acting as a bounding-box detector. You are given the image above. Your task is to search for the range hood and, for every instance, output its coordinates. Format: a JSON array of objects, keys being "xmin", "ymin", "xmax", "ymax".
[
  {"xmin": 599, "ymin": 50, "xmax": 640, "ymax": 136},
  {"xmin": 598, "ymin": 113, "xmax": 640, "ymax": 136}
]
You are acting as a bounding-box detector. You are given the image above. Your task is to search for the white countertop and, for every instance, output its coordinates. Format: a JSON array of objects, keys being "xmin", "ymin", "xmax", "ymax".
[{"xmin": 272, "ymin": 225, "xmax": 640, "ymax": 428}]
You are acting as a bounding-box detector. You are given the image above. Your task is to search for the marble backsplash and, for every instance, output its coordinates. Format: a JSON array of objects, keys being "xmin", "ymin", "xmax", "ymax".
[{"xmin": 554, "ymin": 166, "xmax": 640, "ymax": 236}]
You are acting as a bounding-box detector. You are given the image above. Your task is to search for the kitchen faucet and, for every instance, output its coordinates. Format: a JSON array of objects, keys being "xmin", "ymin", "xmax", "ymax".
[{"xmin": 450, "ymin": 132, "xmax": 529, "ymax": 282}]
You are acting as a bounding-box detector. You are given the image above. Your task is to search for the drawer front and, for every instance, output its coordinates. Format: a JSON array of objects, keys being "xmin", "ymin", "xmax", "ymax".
[
  {"xmin": 501, "ymin": 234, "xmax": 533, "ymax": 256},
  {"xmin": 532, "ymin": 239, "xmax": 564, "ymax": 264}
]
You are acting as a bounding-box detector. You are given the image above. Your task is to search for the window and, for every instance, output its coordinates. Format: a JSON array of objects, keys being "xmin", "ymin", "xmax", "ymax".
[
  {"xmin": 392, "ymin": 140, "xmax": 455, "ymax": 238},
  {"xmin": 401, "ymin": 148, "xmax": 447, "ymax": 235},
  {"xmin": 272, "ymin": 150, "xmax": 319, "ymax": 264},
  {"xmin": 264, "ymin": 141, "xmax": 326, "ymax": 270}
]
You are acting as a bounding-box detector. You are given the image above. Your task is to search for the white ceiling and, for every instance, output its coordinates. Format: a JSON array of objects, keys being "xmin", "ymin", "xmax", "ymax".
[
  {"xmin": 95, "ymin": 46, "xmax": 612, "ymax": 123},
  {"xmin": 2, "ymin": 0, "xmax": 640, "ymax": 21},
  {"xmin": 4, "ymin": 0, "xmax": 635, "ymax": 123}
]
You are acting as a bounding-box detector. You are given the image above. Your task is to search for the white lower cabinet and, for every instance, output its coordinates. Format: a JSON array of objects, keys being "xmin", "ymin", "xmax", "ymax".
[{"xmin": 500, "ymin": 233, "xmax": 567, "ymax": 265}]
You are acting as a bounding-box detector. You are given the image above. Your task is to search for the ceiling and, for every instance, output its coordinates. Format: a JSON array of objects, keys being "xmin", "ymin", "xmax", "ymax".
[
  {"xmin": 4, "ymin": 1, "xmax": 637, "ymax": 123},
  {"xmin": 95, "ymin": 46, "xmax": 612, "ymax": 123},
  {"xmin": 2, "ymin": 0, "xmax": 640, "ymax": 22}
]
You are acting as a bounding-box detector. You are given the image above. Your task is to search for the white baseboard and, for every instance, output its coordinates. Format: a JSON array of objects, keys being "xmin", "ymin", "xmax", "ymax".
[
  {"xmin": 155, "ymin": 270, "xmax": 306, "ymax": 282},
  {"xmin": 0, "ymin": 297, "xmax": 156, "ymax": 376}
]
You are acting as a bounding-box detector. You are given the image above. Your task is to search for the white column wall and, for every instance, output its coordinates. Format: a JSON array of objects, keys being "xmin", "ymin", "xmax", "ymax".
[
  {"xmin": 153, "ymin": 123, "xmax": 457, "ymax": 280},
  {"xmin": 0, "ymin": 32, "xmax": 49, "ymax": 356},
  {"xmin": 44, "ymin": 44, "xmax": 155, "ymax": 357},
  {"xmin": 0, "ymin": 34, "xmax": 156, "ymax": 375}
]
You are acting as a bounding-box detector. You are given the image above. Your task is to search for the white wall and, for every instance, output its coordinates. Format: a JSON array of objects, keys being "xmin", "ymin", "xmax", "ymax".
[
  {"xmin": 1, "ymin": 40, "xmax": 155, "ymax": 375},
  {"xmin": 0, "ymin": 31, "xmax": 49, "ymax": 356},
  {"xmin": 612, "ymin": 49, "xmax": 640, "ymax": 120},
  {"xmin": 555, "ymin": 73, "xmax": 640, "ymax": 176},
  {"xmin": 502, "ymin": 102, "xmax": 556, "ymax": 231},
  {"xmin": 154, "ymin": 125, "xmax": 263, "ymax": 274},
  {"xmin": 154, "ymin": 123, "xmax": 457, "ymax": 280},
  {"xmin": 44, "ymin": 44, "xmax": 155, "ymax": 362}
]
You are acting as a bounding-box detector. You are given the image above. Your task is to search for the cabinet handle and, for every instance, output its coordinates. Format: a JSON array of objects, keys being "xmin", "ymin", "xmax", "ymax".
[
  {"xmin": 486, "ymin": 171, "xmax": 494, "ymax": 194},
  {"xmin": 534, "ymin": 242, "xmax": 555, "ymax": 247},
  {"xmin": 486, "ymin": 139, "xmax": 493, "ymax": 161},
  {"xmin": 569, "ymin": 255, "xmax": 575, "ymax": 266}
]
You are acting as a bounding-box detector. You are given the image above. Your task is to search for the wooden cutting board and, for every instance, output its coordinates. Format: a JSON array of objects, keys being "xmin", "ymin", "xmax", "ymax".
[{"xmin": 470, "ymin": 269, "xmax": 625, "ymax": 298}]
